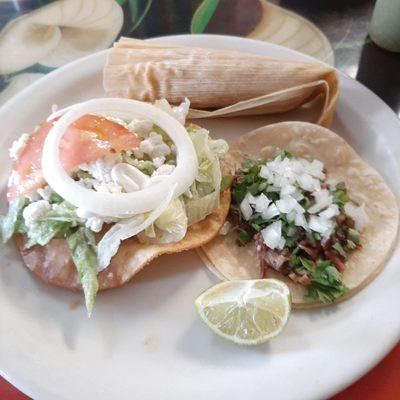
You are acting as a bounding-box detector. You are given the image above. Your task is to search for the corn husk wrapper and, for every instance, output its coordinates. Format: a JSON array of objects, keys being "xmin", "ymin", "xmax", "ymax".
[{"xmin": 103, "ymin": 37, "xmax": 339, "ymax": 127}]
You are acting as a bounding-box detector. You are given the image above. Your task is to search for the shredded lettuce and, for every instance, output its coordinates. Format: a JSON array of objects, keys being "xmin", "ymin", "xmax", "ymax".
[
  {"xmin": 139, "ymin": 198, "xmax": 188, "ymax": 243},
  {"xmin": 2, "ymin": 195, "xmax": 97, "ymax": 313},
  {"xmin": 184, "ymin": 127, "xmax": 227, "ymax": 225},
  {"xmin": 1, "ymin": 198, "xmax": 25, "ymax": 244},
  {"xmin": 209, "ymin": 139, "xmax": 229, "ymax": 155},
  {"xmin": 67, "ymin": 227, "xmax": 99, "ymax": 315},
  {"xmin": 45, "ymin": 201, "xmax": 82, "ymax": 223},
  {"xmin": 24, "ymin": 201, "xmax": 82, "ymax": 248},
  {"xmin": 25, "ymin": 219, "xmax": 71, "ymax": 248},
  {"xmin": 122, "ymin": 153, "xmax": 156, "ymax": 176}
]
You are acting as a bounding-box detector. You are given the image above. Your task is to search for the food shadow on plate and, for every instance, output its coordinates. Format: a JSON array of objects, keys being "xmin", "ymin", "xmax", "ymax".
[
  {"xmin": 176, "ymin": 318, "xmax": 273, "ymax": 369},
  {"xmin": 95, "ymin": 250, "xmax": 203, "ymax": 315},
  {"xmin": 196, "ymin": 105, "xmax": 324, "ymax": 144},
  {"xmin": 294, "ymin": 302, "xmax": 342, "ymax": 321}
]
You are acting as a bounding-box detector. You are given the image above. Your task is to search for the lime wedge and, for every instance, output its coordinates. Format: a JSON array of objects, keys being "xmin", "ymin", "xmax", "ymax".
[{"xmin": 195, "ymin": 279, "xmax": 291, "ymax": 345}]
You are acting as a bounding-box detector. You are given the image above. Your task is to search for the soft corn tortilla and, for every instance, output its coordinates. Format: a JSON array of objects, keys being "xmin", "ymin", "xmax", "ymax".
[
  {"xmin": 201, "ymin": 122, "xmax": 399, "ymax": 308},
  {"xmin": 15, "ymin": 190, "xmax": 230, "ymax": 291}
]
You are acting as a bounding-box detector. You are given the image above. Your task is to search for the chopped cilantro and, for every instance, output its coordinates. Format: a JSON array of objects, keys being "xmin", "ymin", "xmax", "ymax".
[
  {"xmin": 305, "ymin": 260, "xmax": 348, "ymax": 303},
  {"xmin": 347, "ymin": 228, "xmax": 360, "ymax": 243},
  {"xmin": 299, "ymin": 256, "xmax": 313, "ymax": 271},
  {"xmin": 346, "ymin": 239, "xmax": 357, "ymax": 250},
  {"xmin": 237, "ymin": 230, "xmax": 252, "ymax": 246},
  {"xmin": 258, "ymin": 181, "xmax": 268, "ymax": 191},
  {"xmin": 333, "ymin": 242, "xmax": 347, "ymax": 259},
  {"xmin": 292, "ymin": 247, "xmax": 300, "ymax": 256},
  {"xmin": 313, "ymin": 232, "xmax": 322, "ymax": 241},
  {"xmin": 285, "ymin": 237, "xmax": 297, "ymax": 249},
  {"xmin": 265, "ymin": 191, "xmax": 280, "ymax": 202},
  {"xmin": 306, "ymin": 231, "xmax": 316, "ymax": 246},
  {"xmin": 232, "ymin": 184, "xmax": 248, "ymax": 204},
  {"xmin": 303, "ymin": 197, "xmax": 316, "ymax": 211},
  {"xmin": 249, "ymin": 215, "xmax": 266, "ymax": 232},
  {"xmin": 332, "ymin": 182, "xmax": 348, "ymax": 210},
  {"xmin": 278, "ymin": 150, "xmax": 293, "ymax": 159}
]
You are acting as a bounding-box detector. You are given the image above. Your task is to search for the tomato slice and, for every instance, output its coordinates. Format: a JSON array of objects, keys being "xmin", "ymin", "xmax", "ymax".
[{"xmin": 7, "ymin": 114, "xmax": 139, "ymax": 201}]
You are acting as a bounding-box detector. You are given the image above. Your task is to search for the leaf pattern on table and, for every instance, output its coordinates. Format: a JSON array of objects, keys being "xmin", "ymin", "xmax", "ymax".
[
  {"xmin": 248, "ymin": 1, "xmax": 334, "ymax": 65},
  {"xmin": 128, "ymin": 0, "xmax": 153, "ymax": 33},
  {"xmin": 191, "ymin": 0, "xmax": 220, "ymax": 34},
  {"xmin": 0, "ymin": 0, "xmax": 123, "ymax": 73}
]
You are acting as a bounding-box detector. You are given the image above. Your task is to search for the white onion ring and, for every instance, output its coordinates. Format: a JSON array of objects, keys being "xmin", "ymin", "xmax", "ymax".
[
  {"xmin": 41, "ymin": 98, "xmax": 198, "ymax": 217},
  {"xmin": 97, "ymin": 184, "xmax": 176, "ymax": 269}
]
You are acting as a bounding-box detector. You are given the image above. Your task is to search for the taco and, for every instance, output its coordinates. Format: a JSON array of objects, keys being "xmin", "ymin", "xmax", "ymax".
[
  {"xmin": 200, "ymin": 121, "xmax": 399, "ymax": 308},
  {"xmin": 1, "ymin": 98, "xmax": 230, "ymax": 314}
]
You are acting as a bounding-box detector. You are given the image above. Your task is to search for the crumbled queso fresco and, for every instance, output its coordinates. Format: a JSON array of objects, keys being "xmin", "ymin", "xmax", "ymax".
[
  {"xmin": 22, "ymin": 200, "xmax": 51, "ymax": 227},
  {"xmin": 133, "ymin": 132, "xmax": 173, "ymax": 168},
  {"xmin": 9, "ymin": 132, "xmax": 30, "ymax": 161}
]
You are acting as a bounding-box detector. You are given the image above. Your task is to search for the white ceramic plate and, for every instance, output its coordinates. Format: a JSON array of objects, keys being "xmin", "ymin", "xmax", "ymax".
[{"xmin": 0, "ymin": 35, "xmax": 399, "ymax": 400}]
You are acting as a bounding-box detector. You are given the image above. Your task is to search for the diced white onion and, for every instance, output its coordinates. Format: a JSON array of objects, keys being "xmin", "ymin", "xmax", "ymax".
[
  {"xmin": 308, "ymin": 189, "xmax": 332, "ymax": 214},
  {"xmin": 297, "ymin": 174, "xmax": 320, "ymax": 192},
  {"xmin": 304, "ymin": 159, "xmax": 325, "ymax": 179},
  {"xmin": 254, "ymin": 193, "xmax": 270, "ymax": 214},
  {"xmin": 308, "ymin": 215, "xmax": 332, "ymax": 234},
  {"xmin": 319, "ymin": 204, "xmax": 339, "ymax": 219},
  {"xmin": 240, "ymin": 193, "xmax": 253, "ymax": 221},
  {"xmin": 261, "ymin": 220, "xmax": 282, "ymax": 250},
  {"xmin": 42, "ymin": 98, "xmax": 198, "ymax": 218},
  {"xmin": 286, "ymin": 210, "xmax": 297, "ymax": 222},
  {"xmin": 277, "ymin": 237, "xmax": 286, "ymax": 250},
  {"xmin": 276, "ymin": 196, "xmax": 297, "ymax": 214},
  {"xmin": 247, "ymin": 192, "xmax": 257, "ymax": 205},
  {"xmin": 292, "ymin": 191, "xmax": 304, "ymax": 201},
  {"xmin": 259, "ymin": 165, "xmax": 272, "ymax": 180},
  {"xmin": 295, "ymin": 213, "xmax": 309, "ymax": 231},
  {"xmin": 344, "ymin": 202, "xmax": 369, "ymax": 230},
  {"xmin": 261, "ymin": 203, "xmax": 280, "ymax": 220},
  {"xmin": 294, "ymin": 201, "xmax": 305, "ymax": 214},
  {"xmin": 219, "ymin": 221, "xmax": 231, "ymax": 236},
  {"xmin": 280, "ymin": 184, "xmax": 296, "ymax": 198}
]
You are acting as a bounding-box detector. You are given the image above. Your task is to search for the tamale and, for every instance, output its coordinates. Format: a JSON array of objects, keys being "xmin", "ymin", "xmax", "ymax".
[{"xmin": 104, "ymin": 38, "xmax": 339, "ymax": 127}]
